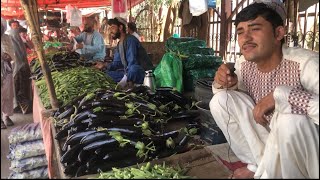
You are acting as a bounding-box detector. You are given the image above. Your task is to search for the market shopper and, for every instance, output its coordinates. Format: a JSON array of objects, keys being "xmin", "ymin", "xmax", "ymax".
[
  {"xmin": 8, "ymin": 19, "xmax": 20, "ymax": 30},
  {"xmin": 1, "ymin": 18, "xmax": 15, "ymax": 129},
  {"xmin": 73, "ymin": 18, "xmax": 106, "ymax": 63},
  {"xmin": 127, "ymin": 22, "xmax": 141, "ymax": 41},
  {"xmin": 8, "ymin": 19, "xmax": 33, "ymax": 114},
  {"xmin": 95, "ymin": 17, "xmax": 145, "ymax": 89},
  {"xmin": 209, "ymin": 0, "xmax": 319, "ymax": 179},
  {"xmin": 19, "ymin": 27, "xmax": 34, "ymax": 54}
]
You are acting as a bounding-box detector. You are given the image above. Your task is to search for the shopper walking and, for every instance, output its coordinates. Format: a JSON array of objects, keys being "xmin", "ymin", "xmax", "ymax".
[{"xmin": 1, "ymin": 18, "xmax": 15, "ymax": 129}]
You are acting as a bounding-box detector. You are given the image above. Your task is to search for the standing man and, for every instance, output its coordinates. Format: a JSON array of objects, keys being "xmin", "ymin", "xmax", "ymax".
[
  {"xmin": 74, "ymin": 18, "xmax": 106, "ymax": 63},
  {"xmin": 1, "ymin": 18, "xmax": 15, "ymax": 128},
  {"xmin": 8, "ymin": 20, "xmax": 33, "ymax": 114},
  {"xmin": 127, "ymin": 22, "xmax": 141, "ymax": 41},
  {"xmin": 19, "ymin": 27, "xmax": 34, "ymax": 54},
  {"xmin": 210, "ymin": 0, "xmax": 318, "ymax": 179},
  {"xmin": 8, "ymin": 19, "xmax": 20, "ymax": 30},
  {"xmin": 95, "ymin": 17, "xmax": 145, "ymax": 89}
]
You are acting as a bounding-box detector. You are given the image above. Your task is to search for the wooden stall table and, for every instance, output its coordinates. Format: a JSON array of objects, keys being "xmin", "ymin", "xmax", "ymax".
[
  {"xmin": 32, "ymin": 81, "xmax": 61, "ymax": 179},
  {"xmin": 79, "ymin": 145, "xmax": 234, "ymax": 179}
]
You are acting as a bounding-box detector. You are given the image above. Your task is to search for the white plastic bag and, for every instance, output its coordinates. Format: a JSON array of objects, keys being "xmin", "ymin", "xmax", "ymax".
[
  {"xmin": 65, "ymin": 4, "xmax": 73, "ymax": 23},
  {"xmin": 70, "ymin": 7, "xmax": 82, "ymax": 27},
  {"xmin": 189, "ymin": 0, "xmax": 208, "ymax": 16},
  {"xmin": 117, "ymin": 74, "xmax": 128, "ymax": 88}
]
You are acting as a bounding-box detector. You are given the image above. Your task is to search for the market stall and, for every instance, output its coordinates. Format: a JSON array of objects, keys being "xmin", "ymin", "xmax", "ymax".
[{"xmin": 27, "ymin": 9, "xmax": 224, "ymax": 179}]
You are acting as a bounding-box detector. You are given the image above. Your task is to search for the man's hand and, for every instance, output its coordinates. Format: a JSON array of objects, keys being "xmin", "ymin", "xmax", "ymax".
[
  {"xmin": 3, "ymin": 53, "xmax": 12, "ymax": 63},
  {"xmin": 94, "ymin": 61, "xmax": 107, "ymax": 70},
  {"xmin": 66, "ymin": 44, "xmax": 74, "ymax": 51},
  {"xmin": 253, "ymin": 92, "xmax": 275, "ymax": 127},
  {"xmin": 76, "ymin": 43, "xmax": 84, "ymax": 49},
  {"xmin": 214, "ymin": 63, "xmax": 237, "ymax": 88}
]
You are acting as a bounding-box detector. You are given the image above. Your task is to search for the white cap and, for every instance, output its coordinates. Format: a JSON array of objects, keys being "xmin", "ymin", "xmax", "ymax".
[{"xmin": 253, "ymin": 0, "xmax": 287, "ymax": 24}]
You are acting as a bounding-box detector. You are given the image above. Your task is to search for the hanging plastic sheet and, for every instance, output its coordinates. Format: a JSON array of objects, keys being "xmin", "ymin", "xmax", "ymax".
[
  {"xmin": 66, "ymin": 4, "xmax": 82, "ymax": 27},
  {"xmin": 208, "ymin": 0, "xmax": 216, "ymax": 8},
  {"xmin": 112, "ymin": 0, "xmax": 127, "ymax": 19},
  {"xmin": 189, "ymin": 0, "xmax": 208, "ymax": 16}
]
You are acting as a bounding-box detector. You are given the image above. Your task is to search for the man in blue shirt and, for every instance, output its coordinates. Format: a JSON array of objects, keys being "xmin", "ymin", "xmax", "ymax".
[
  {"xmin": 74, "ymin": 19, "xmax": 105, "ymax": 63},
  {"xmin": 95, "ymin": 17, "xmax": 145, "ymax": 89}
]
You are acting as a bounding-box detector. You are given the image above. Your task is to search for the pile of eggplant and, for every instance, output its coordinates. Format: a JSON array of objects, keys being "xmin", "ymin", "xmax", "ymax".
[
  {"xmin": 30, "ymin": 51, "xmax": 82, "ymax": 80},
  {"xmin": 52, "ymin": 86, "xmax": 201, "ymax": 177}
]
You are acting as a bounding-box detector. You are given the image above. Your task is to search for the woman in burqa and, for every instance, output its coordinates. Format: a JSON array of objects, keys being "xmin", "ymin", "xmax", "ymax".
[
  {"xmin": 1, "ymin": 18, "xmax": 15, "ymax": 129},
  {"xmin": 8, "ymin": 20, "xmax": 33, "ymax": 114}
]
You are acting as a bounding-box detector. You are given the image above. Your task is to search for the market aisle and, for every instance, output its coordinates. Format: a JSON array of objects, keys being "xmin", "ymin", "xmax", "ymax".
[{"xmin": 1, "ymin": 113, "xmax": 33, "ymax": 179}]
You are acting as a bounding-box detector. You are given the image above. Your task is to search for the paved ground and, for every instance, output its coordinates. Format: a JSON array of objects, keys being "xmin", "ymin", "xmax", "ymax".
[{"xmin": 1, "ymin": 113, "xmax": 33, "ymax": 179}]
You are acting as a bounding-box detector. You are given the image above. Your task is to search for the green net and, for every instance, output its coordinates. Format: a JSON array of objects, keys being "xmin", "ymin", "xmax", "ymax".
[
  {"xmin": 182, "ymin": 55, "xmax": 222, "ymax": 71},
  {"xmin": 165, "ymin": 37, "xmax": 206, "ymax": 53},
  {"xmin": 180, "ymin": 47, "xmax": 215, "ymax": 56},
  {"xmin": 183, "ymin": 68, "xmax": 216, "ymax": 91}
]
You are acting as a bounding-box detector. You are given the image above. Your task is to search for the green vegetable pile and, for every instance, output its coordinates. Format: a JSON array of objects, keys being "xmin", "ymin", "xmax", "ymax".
[
  {"xmin": 97, "ymin": 162, "xmax": 193, "ymax": 179},
  {"xmin": 35, "ymin": 66, "xmax": 116, "ymax": 109},
  {"xmin": 43, "ymin": 41, "xmax": 63, "ymax": 49}
]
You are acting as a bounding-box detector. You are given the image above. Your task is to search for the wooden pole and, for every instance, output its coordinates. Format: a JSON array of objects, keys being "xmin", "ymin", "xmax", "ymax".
[{"xmin": 20, "ymin": 0, "xmax": 59, "ymax": 109}]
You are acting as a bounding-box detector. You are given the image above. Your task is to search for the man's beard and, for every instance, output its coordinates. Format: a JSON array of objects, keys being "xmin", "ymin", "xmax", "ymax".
[
  {"xmin": 84, "ymin": 27, "xmax": 93, "ymax": 33},
  {"xmin": 112, "ymin": 31, "xmax": 121, "ymax": 40}
]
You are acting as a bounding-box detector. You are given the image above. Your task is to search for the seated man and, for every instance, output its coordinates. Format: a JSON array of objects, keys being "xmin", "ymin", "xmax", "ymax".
[
  {"xmin": 74, "ymin": 18, "xmax": 106, "ymax": 63},
  {"xmin": 127, "ymin": 22, "xmax": 141, "ymax": 41},
  {"xmin": 209, "ymin": 0, "xmax": 319, "ymax": 179},
  {"xmin": 95, "ymin": 17, "xmax": 145, "ymax": 89}
]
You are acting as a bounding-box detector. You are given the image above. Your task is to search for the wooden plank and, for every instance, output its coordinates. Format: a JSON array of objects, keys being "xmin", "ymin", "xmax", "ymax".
[
  {"xmin": 50, "ymin": 122, "xmax": 69, "ymax": 179},
  {"xmin": 78, "ymin": 147, "xmax": 232, "ymax": 179}
]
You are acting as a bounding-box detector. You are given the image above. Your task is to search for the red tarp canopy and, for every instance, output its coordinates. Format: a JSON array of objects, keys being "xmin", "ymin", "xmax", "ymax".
[{"xmin": 1, "ymin": 0, "xmax": 144, "ymax": 19}]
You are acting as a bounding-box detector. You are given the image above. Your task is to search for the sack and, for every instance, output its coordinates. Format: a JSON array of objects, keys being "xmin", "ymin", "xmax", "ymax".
[
  {"xmin": 7, "ymin": 139, "xmax": 45, "ymax": 161},
  {"xmin": 8, "ymin": 123, "xmax": 42, "ymax": 145},
  {"xmin": 123, "ymin": 35, "xmax": 154, "ymax": 71},
  {"xmin": 8, "ymin": 166, "xmax": 48, "ymax": 179},
  {"xmin": 10, "ymin": 155, "xmax": 48, "ymax": 173},
  {"xmin": 154, "ymin": 52, "xmax": 183, "ymax": 92}
]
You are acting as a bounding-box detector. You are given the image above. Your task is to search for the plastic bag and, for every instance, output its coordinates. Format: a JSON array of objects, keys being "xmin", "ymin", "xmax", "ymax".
[
  {"xmin": 8, "ymin": 139, "xmax": 45, "ymax": 160},
  {"xmin": 208, "ymin": 0, "xmax": 217, "ymax": 8},
  {"xmin": 10, "ymin": 155, "xmax": 47, "ymax": 173},
  {"xmin": 189, "ymin": 0, "xmax": 208, "ymax": 16},
  {"xmin": 8, "ymin": 166, "xmax": 48, "ymax": 179},
  {"xmin": 65, "ymin": 4, "xmax": 72, "ymax": 23},
  {"xmin": 70, "ymin": 7, "xmax": 82, "ymax": 27},
  {"xmin": 154, "ymin": 52, "xmax": 183, "ymax": 92},
  {"xmin": 8, "ymin": 123, "xmax": 42, "ymax": 145}
]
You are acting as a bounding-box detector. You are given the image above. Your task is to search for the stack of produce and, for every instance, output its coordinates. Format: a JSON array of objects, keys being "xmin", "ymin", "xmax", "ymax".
[
  {"xmin": 7, "ymin": 123, "xmax": 48, "ymax": 179},
  {"xmin": 30, "ymin": 51, "xmax": 82, "ymax": 80},
  {"xmin": 52, "ymin": 86, "xmax": 201, "ymax": 177},
  {"xmin": 97, "ymin": 162, "xmax": 193, "ymax": 179},
  {"xmin": 154, "ymin": 37, "xmax": 222, "ymax": 92},
  {"xmin": 35, "ymin": 66, "xmax": 116, "ymax": 109}
]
